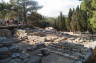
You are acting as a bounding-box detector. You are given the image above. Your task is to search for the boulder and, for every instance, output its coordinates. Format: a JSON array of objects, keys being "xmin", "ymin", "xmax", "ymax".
[
  {"xmin": 0, "ymin": 47, "xmax": 11, "ymax": 59},
  {"xmin": 15, "ymin": 29, "xmax": 27, "ymax": 39},
  {"xmin": 8, "ymin": 59, "xmax": 21, "ymax": 63},
  {"xmin": 27, "ymin": 46, "xmax": 37, "ymax": 51},
  {"xmin": 9, "ymin": 45, "xmax": 20, "ymax": 52},
  {"xmin": 42, "ymin": 53, "xmax": 75, "ymax": 63},
  {"xmin": 8, "ymin": 60, "xmax": 18, "ymax": 63},
  {"xmin": 36, "ymin": 43, "xmax": 46, "ymax": 49},
  {"xmin": 45, "ymin": 27, "xmax": 56, "ymax": 32},
  {"xmin": 28, "ymin": 56, "xmax": 41, "ymax": 63},
  {"xmin": 11, "ymin": 53, "xmax": 21, "ymax": 59},
  {"xmin": 0, "ymin": 38, "xmax": 20, "ymax": 45}
]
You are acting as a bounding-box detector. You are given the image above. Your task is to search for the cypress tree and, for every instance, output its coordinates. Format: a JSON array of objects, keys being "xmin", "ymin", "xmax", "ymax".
[
  {"xmin": 57, "ymin": 12, "xmax": 66, "ymax": 31},
  {"xmin": 67, "ymin": 8, "xmax": 73, "ymax": 31}
]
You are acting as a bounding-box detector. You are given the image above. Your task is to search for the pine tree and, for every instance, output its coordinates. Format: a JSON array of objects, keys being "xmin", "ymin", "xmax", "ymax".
[{"xmin": 9, "ymin": 0, "xmax": 42, "ymax": 24}]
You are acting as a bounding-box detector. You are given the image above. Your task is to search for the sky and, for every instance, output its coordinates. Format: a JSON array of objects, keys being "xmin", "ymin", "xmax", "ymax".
[
  {"xmin": 36, "ymin": 0, "xmax": 82, "ymax": 17},
  {"xmin": 3, "ymin": 0, "xmax": 81, "ymax": 17}
]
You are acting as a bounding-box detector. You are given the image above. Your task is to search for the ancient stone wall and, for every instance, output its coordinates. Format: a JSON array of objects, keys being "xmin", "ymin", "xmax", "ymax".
[{"xmin": 0, "ymin": 29, "xmax": 12, "ymax": 38}]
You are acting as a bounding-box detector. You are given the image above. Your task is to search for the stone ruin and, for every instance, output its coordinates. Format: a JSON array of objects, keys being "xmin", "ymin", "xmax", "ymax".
[
  {"xmin": 0, "ymin": 28, "xmax": 95, "ymax": 63},
  {"xmin": 44, "ymin": 42, "xmax": 92, "ymax": 63},
  {"xmin": 0, "ymin": 40, "xmax": 93, "ymax": 63},
  {"xmin": 0, "ymin": 29, "xmax": 12, "ymax": 38}
]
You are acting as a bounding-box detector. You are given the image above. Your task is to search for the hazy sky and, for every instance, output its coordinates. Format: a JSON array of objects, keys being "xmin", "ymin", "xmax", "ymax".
[
  {"xmin": 3, "ymin": 0, "xmax": 81, "ymax": 17},
  {"xmin": 36, "ymin": 0, "xmax": 81, "ymax": 17}
]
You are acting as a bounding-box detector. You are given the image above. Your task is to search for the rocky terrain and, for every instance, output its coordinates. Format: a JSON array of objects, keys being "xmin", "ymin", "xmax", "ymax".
[{"xmin": 0, "ymin": 27, "xmax": 96, "ymax": 63}]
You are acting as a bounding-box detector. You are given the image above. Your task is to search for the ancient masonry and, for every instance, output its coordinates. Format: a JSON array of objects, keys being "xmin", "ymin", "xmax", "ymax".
[{"xmin": 0, "ymin": 28, "xmax": 95, "ymax": 63}]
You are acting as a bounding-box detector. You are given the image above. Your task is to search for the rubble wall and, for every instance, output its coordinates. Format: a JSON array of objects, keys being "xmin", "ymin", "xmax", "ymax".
[{"xmin": 0, "ymin": 29, "xmax": 12, "ymax": 38}]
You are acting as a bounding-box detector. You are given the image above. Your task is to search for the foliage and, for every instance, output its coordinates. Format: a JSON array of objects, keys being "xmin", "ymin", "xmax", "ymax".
[
  {"xmin": 0, "ymin": 0, "xmax": 42, "ymax": 24},
  {"xmin": 90, "ymin": 11, "xmax": 96, "ymax": 31},
  {"xmin": 0, "ymin": 0, "xmax": 95, "ymax": 32},
  {"xmin": 0, "ymin": 2, "xmax": 14, "ymax": 20},
  {"xmin": 27, "ymin": 12, "xmax": 43, "ymax": 26},
  {"xmin": 80, "ymin": 0, "xmax": 96, "ymax": 32},
  {"xmin": 56, "ymin": 12, "xmax": 66, "ymax": 30},
  {"xmin": 12, "ymin": 0, "xmax": 42, "ymax": 23},
  {"xmin": 67, "ymin": 8, "xmax": 73, "ymax": 31}
]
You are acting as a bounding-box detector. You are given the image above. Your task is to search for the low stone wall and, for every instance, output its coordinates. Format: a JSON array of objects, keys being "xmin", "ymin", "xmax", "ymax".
[{"xmin": 0, "ymin": 29, "xmax": 12, "ymax": 38}]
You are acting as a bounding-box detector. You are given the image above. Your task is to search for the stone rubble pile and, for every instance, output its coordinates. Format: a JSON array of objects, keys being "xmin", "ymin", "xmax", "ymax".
[
  {"xmin": 14, "ymin": 29, "xmax": 72, "ymax": 45},
  {"xmin": 0, "ymin": 38, "xmax": 20, "ymax": 63},
  {"xmin": 0, "ymin": 29, "xmax": 48, "ymax": 63},
  {"xmin": 39, "ymin": 42, "xmax": 92, "ymax": 63},
  {"xmin": 0, "ymin": 38, "xmax": 93, "ymax": 63},
  {"xmin": 47, "ymin": 42, "xmax": 92, "ymax": 62},
  {"xmin": 0, "ymin": 38, "xmax": 44, "ymax": 63},
  {"xmin": 14, "ymin": 28, "xmax": 96, "ymax": 48},
  {"xmin": 27, "ymin": 36, "xmax": 45, "ymax": 45},
  {"xmin": 15, "ymin": 29, "xmax": 27, "ymax": 39},
  {"xmin": 45, "ymin": 27, "xmax": 56, "ymax": 32}
]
